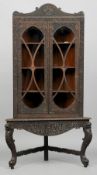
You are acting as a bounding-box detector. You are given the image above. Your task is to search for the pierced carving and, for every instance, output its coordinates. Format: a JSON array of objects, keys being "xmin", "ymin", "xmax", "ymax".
[
  {"xmin": 5, "ymin": 124, "xmax": 17, "ymax": 169},
  {"xmin": 80, "ymin": 122, "xmax": 92, "ymax": 167}
]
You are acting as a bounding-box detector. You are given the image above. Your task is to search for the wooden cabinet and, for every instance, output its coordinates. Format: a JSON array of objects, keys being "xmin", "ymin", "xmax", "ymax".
[
  {"xmin": 13, "ymin": 6, "xmax": 83, "ymax": 118},
  {"xmin": 5, "ymin": 4, "xmax": 92, "ymax": 169}
]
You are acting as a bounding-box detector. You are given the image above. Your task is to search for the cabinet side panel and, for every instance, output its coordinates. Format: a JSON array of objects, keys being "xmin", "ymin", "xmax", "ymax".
[
  {"xmin": 79, "ymin": 17, "xmax": 84, "ymax": 116},
  {"xmin": 13, "ymin": 15, "xmax": 19, "ymax": 117}
]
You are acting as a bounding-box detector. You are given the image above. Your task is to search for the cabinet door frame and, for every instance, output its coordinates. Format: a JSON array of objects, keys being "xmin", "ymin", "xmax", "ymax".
[
  {"xmin": 13, "ymin": 18, "xmax": 49, "ymax": 116},
  {"xmin": 49, "ymin": 19, "xmax": 83, "ymax": 117}
]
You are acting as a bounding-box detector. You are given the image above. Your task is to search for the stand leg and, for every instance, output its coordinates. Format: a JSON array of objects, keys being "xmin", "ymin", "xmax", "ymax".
[
  {"xmin": 5, "ymin": 124, "xmax": 17, "ymax": 169},
  {"xmin": 44, "ymin": 136, "xmax": 48, "ymax": 161},
  {"xmin": 80, "ymin": 122, "xmax": 92, "ymax": 167}
]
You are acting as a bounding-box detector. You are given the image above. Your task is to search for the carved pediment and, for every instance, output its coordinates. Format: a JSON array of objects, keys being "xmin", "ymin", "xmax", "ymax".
[{"xmin": 14, "ymin": 3, "xmax": 84, "ymax": 17}]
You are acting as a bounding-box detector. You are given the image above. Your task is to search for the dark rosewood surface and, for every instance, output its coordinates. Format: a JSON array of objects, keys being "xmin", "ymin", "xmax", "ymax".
[{"xmin": 5, "ymin": 4, "xmax": 92, "ymax": 169}]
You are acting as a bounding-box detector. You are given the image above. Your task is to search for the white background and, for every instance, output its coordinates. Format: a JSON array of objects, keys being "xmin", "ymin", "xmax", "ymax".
[{"xmin": 0, "ymin": 0, "xmax": 97, "ymax": 174}]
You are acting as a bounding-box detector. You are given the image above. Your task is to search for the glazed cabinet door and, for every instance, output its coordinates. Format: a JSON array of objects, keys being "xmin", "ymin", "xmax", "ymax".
[
  {"xmin": 49, "ymin": 21, "xmax": 83, "ymax": 117},
  {"xmin": 13, "ymin": 19, "xmax": 49, "ymax": 116}
]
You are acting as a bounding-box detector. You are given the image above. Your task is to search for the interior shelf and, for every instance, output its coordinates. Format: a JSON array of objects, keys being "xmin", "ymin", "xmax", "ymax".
[
  {"xmin": 22, "ymin": 26, "xmax": 43, "ymax": 43},
  {"xmin": 22, "ymin": 90, "xmax": 44, "ymax": 93},
  {"xmin": 53, "ymin": 41, "xmax": 73, "ymax": 45},
  {"xmin": 22, "ymin": 42, "xmax": 44, "ymax": 45},
  {"xmin": 22, "ymin": 67, "xmax": 44, "ymax": 70},
  {"xmin": 22, "ymin": 92, "xmax": 43, "ymax": 108},
  {"xmin": 54, "ymin": 26, "xmax": 74, "ymax": 43},
  {"xmin": 53, "ymin": 90, "xmax": 75, "ymax": 93},
  {"xmin": 53, "ymin": 92, "xmax": 75, "ymax": 108}
]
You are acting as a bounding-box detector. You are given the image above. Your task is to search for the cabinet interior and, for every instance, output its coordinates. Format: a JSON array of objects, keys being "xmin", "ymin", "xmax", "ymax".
[{"xmin": 21, "ymin": 25, "xmax": 76, "ymax": 110}]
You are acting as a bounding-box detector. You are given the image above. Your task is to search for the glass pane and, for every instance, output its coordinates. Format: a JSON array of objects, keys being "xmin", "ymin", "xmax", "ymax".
[
  {"xmin": 52, "ymin": 26, "xmax": 75, "ymax": 109},
  {"xmin": 21, "ymin": 27, "xmax": 45, "ymax": 109}
]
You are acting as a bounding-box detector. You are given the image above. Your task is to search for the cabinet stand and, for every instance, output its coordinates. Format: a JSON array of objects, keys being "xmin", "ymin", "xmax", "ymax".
[{"xmin": 5, "ymin": 118, "xmax": 92, "ymax": 169}]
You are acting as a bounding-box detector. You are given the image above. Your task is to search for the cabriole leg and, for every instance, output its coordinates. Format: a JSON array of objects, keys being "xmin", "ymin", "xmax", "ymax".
[
  {"xmin": 80, "ymin": 122, "xmax": 92, "ymax": 167},
  {"xmin": 5, "ymin": 124, "xmax": 17, "ymax": 169}
]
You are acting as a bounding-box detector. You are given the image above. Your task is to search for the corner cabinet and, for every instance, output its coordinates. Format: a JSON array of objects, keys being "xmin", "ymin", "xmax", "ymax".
[
  {"xmin": 13, "ymin": 8, "xmax": 83, "ymax": 118},
  {"xmin": 5, "ymin": 4, "xmax": 92, "ymax": 169}
]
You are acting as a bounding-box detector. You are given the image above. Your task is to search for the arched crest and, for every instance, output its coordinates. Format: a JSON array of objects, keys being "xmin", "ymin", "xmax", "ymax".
[{"xmin": 13, "ymin": 3, "xmax": 84, "ymax": 17}]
